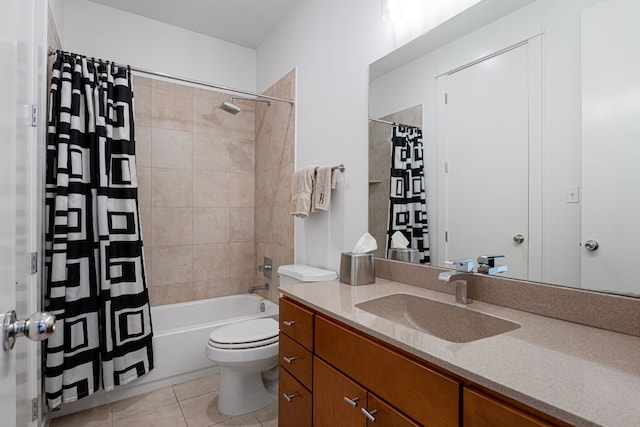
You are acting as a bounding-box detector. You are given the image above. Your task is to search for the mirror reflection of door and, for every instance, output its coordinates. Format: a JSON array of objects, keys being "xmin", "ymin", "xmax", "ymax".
[
  {"xmin": 581, "ymin": 0, "xmax": 640, "ymax": 294},
  {"xmin": 441, "ymin": 42, "xmax": 537, "ymax": 280}
]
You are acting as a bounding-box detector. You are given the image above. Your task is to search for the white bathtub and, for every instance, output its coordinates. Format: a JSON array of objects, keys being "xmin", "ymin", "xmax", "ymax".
[{"xmin": 53, "ymin": 294, "xmax": 279, "ymax": 417}]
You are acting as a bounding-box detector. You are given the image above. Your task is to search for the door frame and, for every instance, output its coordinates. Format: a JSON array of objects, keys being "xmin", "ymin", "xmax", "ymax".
[{"xmin": 435, "ymin": 35, "xmax": 543, "ymax": 281}]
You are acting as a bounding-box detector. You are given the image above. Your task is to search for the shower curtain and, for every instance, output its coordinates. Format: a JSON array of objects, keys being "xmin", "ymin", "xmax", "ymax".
[
  {"xmin": 44, "ymin": 53, "xmax": 153, "ymax": 409},
  {"xmin": 387, "ymin": 125, "xmax": 431, "ymax": 264}
]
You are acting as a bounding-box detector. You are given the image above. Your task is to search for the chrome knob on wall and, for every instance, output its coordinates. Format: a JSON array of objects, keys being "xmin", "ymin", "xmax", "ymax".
[{"xmin": 3, "ymin": 310, "xmax": 56, "ymax": 351}]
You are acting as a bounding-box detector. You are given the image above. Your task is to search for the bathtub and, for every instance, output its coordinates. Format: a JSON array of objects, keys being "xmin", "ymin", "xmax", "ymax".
[{"xmin": 53, "ymin": 294, "xmax": 279, "ymax": 417}]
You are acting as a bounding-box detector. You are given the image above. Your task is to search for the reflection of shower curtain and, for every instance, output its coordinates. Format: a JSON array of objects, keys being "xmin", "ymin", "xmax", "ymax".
[
  {"xmin": 387, "ymin": 125, "xmax": 430, "ymax": 264},
  {"xmin": 44, "ymin": 53, "xmax": 153, "ymax": 409}
]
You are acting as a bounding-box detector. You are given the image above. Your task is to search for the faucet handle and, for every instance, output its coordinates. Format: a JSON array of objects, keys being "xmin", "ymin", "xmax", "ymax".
[
  {"xmin": 477, "ymin": 255, "xmax": 504, "ymax": 267},
  {"xmin": 477, "ymin": 255, "xmax": 508, "ymax": 275},
  {"xmin": 446, "ymin": 258, "xmax": 475, "ymax": 272}
]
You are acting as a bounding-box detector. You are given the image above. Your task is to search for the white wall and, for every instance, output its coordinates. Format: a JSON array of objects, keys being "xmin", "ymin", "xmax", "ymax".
[
  {"xmin": 54, "ymin": 0, "xmax": 256, "ymax": 91},
  {"xmin": 257, "ymin": 0, "xmax": 482, "ymax": 272},
  {"xmin": 369, "ymin": 0, "xmax": 603, "ymax": 287}
]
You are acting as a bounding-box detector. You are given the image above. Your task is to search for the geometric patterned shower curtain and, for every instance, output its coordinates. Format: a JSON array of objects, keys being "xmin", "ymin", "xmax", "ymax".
[
  {"xmin": 387, "ymin": 125, "xmax": 431, "ymax": 264},
  {"xmin": 44, "ymin": 53, "xmax": 153, "ymax": 409}
]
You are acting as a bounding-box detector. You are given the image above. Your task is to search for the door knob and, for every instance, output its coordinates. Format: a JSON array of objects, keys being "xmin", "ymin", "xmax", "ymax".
[
  {"xmin": 513, "ymin": 234, "xmax": 525, "ymax": 244},
  {"xmin": 584, "ymin": 240, "xmax": 599, "ymax": 251},
  {"xmin": 3, "ymin": 310, "xmax": 56, "ymax": 351}
]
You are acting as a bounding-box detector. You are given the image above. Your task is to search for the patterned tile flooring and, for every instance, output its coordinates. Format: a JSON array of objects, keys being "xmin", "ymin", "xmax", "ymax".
[{"xmin": 49, "ymin": 371, "xmax": 277, "ymax": 427}]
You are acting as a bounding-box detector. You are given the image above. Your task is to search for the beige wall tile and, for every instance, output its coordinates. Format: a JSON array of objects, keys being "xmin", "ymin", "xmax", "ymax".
[
  {"xmin": 152, "ymin": 80, "xmax": 193, "ymax": 132},
  {"xmin": 271, "ymin": 205, "xmax": 293, "ymax": 248},
  {"xmin": 152, "ymin": 207, "xmax": 192, "ymax": 246},
  {"xmin": 137, "ymin": 166, "xmax": 151, "ymax": 207},
  {"xmin": 140, "ymin": 206, "xmax": 152, "ymax": 253},
  {"xmin": 151, "ymin": 245, "xmax": 193, "ymax": 286},
  {"xmin": 133, "ymin": 83, "xmax": 152, "ymax": 128},
  {"xmin": 152, "ymin": 168, "xmax": 193, "ymax": 207},
  {"xmin": 136, "ymin": 125, "xmax": 152, "ymax": 167},
  {"xmin": 151, "ymin": 128, "xmax": 193, "ymax": 169},
  {"xmin": 193, "ymin": 133, "xmax": 230, "ymax": 172},
  {"xmin": 229, "ymin": 174, "xmax": 254, "ymax": 207},
  {"xmin": 254, "ymin": 207, "xmax": 272, "ymax": 244},
  {"xmin": 193, "ymin": 208, "xmax": 229, "ymax": 244},
  {"xmin": 229, "ymin": 242, "xmax": 255, "ymax": 277},
  {"xmin": 229, "ymin": 139, "xmax": 255, "ymax": 174},
  {"xmin": 229, "ymin": 207, "xmax": 254, "ymax": 242},
  {"xmin": 193, "ymin": 244, "xmax": 230, "ymax": 281},
  {"xmin": 193, "ymin": 171, "xmax": 229, "ymax": 207}
]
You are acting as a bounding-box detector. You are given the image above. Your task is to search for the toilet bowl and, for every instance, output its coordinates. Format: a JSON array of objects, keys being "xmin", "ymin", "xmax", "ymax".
[
  {"xmin": 205, "ymin": 264, "xmax": 336, "ymax": 416},
  {"xmin": 206, "ymin": 318, "xmax": 279, "ymax": 415}
]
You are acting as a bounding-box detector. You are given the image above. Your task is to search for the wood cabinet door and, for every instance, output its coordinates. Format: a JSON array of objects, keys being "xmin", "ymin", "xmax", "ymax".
[
  {"xmin": 365, "ymin": 393, "xmax": 420, "ymax": 427},
  {"xmin": 279, "ymin": 367, "xmax": 312, "ymax": 427},
  {"xmin": 314, "ymin": 357, "xmax": 366, "ymax": 427},
  {"xmin": 463, "ymin": 388, "xmax": 554, "ymax": 427}
]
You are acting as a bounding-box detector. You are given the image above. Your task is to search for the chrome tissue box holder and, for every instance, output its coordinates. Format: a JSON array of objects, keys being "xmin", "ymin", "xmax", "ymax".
[{"xmin": 339, "ymin": 252, "xmax": 375, "ymax": 286}]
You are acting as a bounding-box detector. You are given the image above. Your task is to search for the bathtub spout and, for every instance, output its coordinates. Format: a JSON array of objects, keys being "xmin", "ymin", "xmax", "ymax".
[{"xmin": 248, "ymin": 283, "xmax": 269, "ymax": 293}]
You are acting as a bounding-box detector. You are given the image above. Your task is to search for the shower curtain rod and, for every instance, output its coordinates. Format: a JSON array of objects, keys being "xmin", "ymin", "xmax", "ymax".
[
  {"xmin": 369, "ymin": 118, "xmax": 421, "ymax": 130},
  {"xmin": 48, "ymin": 48, "xmax": 295, "ymax": 105}
]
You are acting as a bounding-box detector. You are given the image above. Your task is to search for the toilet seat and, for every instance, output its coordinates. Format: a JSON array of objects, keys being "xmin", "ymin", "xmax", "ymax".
[{"xmin": 208, "ymin": 318, "xmax": 278, "ymax": 350}]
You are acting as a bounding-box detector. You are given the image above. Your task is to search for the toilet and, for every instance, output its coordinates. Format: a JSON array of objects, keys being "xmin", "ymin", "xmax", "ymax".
[{"xmin": 205, "ymin": 264, "xmax": 336, "ymax": 416}]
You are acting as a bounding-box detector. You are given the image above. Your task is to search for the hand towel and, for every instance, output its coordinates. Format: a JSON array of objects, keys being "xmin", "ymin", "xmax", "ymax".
[
  {"xmin": 313, "ymin": 166, "xmax": 334, "ymax": 211},
  {"xmin": 290, "ymin": 166, "xmax": 317, "ymax": 217}
]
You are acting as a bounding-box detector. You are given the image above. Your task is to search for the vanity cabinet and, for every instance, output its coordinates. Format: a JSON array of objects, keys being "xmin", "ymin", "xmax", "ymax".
[
  {"xmin": 279, "ymin": 298, "xmax": 314, "ymax": 427},
  {"xmin": 279, "ymin": 296, "xmax": 567, "ymax": 427}
]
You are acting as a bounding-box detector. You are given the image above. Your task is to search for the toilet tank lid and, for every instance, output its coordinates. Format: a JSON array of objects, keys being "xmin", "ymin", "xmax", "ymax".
[{"xmin": 277, "ymin": 264, "xmax": 337, "ymax": 282}]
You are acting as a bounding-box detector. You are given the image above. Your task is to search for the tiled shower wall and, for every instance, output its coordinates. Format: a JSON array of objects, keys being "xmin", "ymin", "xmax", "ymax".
[
  {"xmin": 254, "ymin": 70, "xmax": 296, "ymax": 301},
  {"xmin": 134, "ymin": 75, "xmax": 260, "ymax": 305}
]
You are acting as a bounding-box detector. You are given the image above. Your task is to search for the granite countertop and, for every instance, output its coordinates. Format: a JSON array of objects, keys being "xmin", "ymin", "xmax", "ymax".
[{"xmin": 279, "ymin": 279, "xmax": 640, "ymax": 427}]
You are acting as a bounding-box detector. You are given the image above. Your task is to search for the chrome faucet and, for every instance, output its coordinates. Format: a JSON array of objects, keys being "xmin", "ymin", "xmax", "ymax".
[
  {"xmin": 477, "ymin": 255, "xmax": 508, "ymax": 275},
  {"xmin": 438, "ymin": 259, "xmax": 474, "ymax": 305},
  {"xmin": 248, "ymin": 283, "xmax": 270, "ymax": 293}
]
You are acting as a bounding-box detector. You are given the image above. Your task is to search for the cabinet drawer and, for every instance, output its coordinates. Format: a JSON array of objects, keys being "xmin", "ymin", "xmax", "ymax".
[
  {"xmin": 463, "ymin": 388, "xmax": 554, "ymax": 427},
  {"xmin": 280, "ymin": 298, "xmax": 314, "ymax": 351},
  {"xmin": 279, "ymin": 367, "xmax": 312, "ymax": 427},
  {"xmin": 280, "ymin": 332, "xmax": 313, "ymax": 390},
  {"xmin": 315, "ymin": 316, "xmax": 460, "ymax": 427}
]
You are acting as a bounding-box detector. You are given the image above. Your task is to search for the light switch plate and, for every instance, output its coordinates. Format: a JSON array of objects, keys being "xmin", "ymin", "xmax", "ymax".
[{"xmin": 566, "ymin": 185, "xmax": 579, "ymax": 203}]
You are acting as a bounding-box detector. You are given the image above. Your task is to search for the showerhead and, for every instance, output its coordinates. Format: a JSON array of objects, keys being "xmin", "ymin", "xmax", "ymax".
[
  {"xmin": 219, "ymin": 96, "xmax": 272, "ymax": 115},
  {"xmin": 220, "ymin": 100, "xmax": 241, "ymax": 115}
]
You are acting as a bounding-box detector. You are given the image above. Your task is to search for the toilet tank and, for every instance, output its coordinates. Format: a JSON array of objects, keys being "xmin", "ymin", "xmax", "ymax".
[{"xmin": 277, "ymin": 264, "xmax": 337, "ymax": 286}]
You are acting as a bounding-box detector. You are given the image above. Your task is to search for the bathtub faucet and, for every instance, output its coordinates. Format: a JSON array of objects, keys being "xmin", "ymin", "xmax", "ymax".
[{"xmin": 248, "ymin": 283, "xmax": 270, "ymax": 293}]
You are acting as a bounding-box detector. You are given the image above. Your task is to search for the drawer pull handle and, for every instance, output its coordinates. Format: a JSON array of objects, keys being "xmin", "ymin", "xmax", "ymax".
[
  {"xmin": 343, "ymin": 396, "xmax": 360, "ymax": 407},
  {"xmin": 361, "ymin": 408, "xmax": 378, "ymax": 422},
  {"xmin": 283, "ymin": 392, "xmax": 298, "ymax": 403},
  {"xmin": 283, "ymin": 356, "xmax": 298, "ymax": 364},
  {"xmin": 283, "ymin": 320, "xmax": 297, "ymax": 327}
]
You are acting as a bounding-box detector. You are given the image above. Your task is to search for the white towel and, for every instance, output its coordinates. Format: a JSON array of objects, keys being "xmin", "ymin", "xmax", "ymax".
[
  {"xmin": 290, "ymin": 166, "xmax": 317, "ymax": 217},
  {"xmin": 313, "ymin": 166, "xmax": 334, "ymax": 211}
]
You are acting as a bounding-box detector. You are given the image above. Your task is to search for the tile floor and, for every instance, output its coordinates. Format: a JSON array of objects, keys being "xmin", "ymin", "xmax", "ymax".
[{"xmin": 49, "ymin": 371, "xmax": 277, "ymax": 427}]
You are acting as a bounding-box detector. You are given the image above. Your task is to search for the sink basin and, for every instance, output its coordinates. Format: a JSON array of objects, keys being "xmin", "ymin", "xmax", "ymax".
[{"xmin": 355, "ymin": 293, "xmax": 520, "ymax": 343}]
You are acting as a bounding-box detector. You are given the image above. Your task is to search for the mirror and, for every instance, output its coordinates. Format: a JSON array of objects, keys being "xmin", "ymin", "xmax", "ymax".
[{"xmin": 368, "ymin": 0, "xmax": 640, "ymax": 297}]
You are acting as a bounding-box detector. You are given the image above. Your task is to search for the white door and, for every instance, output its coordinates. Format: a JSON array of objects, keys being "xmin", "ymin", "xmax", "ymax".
[
  {"xmin": 442, "ymin": 43, "xmax": 530, "ymax": 279},
  {"xmin": 581, "ymin": 0, "xmax": 640, "ymax": 295},
  {"xmin": 1, "ymin": 1, "xmax": 46, "ymax": 426}
]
